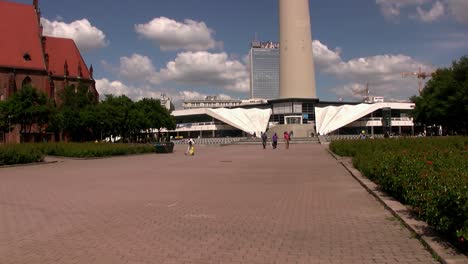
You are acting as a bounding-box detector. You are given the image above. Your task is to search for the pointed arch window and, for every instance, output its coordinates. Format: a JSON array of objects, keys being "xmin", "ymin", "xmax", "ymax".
[{"xmin": 22, "ymin": 76, "xmax": 32, "ymax": 88}]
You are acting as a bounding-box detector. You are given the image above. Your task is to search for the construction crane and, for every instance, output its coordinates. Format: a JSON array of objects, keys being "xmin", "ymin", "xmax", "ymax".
[
  {"xmin": 358, "ymin": 82, "xmax": 372, "ymax": 103},
  {"xmin": 402, "ymin": 67, "xmax": 434, "ymax": 95}
]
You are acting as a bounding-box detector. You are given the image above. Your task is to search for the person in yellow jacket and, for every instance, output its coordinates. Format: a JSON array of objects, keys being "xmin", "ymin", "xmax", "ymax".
[{"xmin": 185, "ymin": 138, "xmax": 195, "ymax": 156}]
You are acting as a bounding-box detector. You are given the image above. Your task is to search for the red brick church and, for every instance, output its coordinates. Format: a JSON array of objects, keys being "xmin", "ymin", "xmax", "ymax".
[{"xmin": 0, "ymin": 0, "xmax": 98, "ymax": 143}]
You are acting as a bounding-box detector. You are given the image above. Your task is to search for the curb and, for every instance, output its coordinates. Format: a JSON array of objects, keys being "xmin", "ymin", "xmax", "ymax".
[
  {"xmin": 327, "ymin": 148, "xmax": 468, "ymax": 264},
  {"xmin": 0, "ymin": 160, "xmax": 58, "ymax": 169}
]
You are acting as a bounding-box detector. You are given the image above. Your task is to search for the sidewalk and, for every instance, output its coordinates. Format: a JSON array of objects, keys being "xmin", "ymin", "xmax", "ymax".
[{"xmin": 0, "ymin": 144, "xmax": 439, "ymax": 263}]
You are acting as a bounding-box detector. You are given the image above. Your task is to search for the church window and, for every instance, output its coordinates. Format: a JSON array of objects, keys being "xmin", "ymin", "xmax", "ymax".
[{"xmin": 21, "ymin": 76, "xmax": 32, "ymax": 88}]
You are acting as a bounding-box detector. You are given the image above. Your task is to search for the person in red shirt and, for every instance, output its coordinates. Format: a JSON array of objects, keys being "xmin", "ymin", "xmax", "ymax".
[{"xmin": 283, "ymin": 132, "xmax": 290, "ymax": 149}]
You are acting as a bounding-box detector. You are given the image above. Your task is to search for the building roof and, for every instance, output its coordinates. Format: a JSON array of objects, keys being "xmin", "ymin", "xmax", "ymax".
[
  {"xmin": 0, "ymin": 1, "xmax": 46, "ymax": 71},
  {"xmin": 315, "ymin": 102, "xmax": 415, "ymax": 135},
  {"xmin": 44, "ymin": 36, "xmax": 91, "ymax": 79},
  {"xmin": 173, "ymin": 108, "xmax": 272, "ymax": 136}
]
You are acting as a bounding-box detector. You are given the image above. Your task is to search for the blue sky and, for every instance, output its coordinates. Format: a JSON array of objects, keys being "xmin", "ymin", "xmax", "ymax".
[{"xmin": 15, "ymin": 0, "xmax": 468, "ymax": 105}]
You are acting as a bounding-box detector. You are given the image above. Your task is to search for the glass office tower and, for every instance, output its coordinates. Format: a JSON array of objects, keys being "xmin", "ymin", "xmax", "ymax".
[{"xmin": 249, "ymin": 41, "xmax": 280, "ymax": 100}]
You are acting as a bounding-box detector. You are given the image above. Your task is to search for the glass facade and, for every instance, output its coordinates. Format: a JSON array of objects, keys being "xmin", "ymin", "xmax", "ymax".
[
  {"xmin": 270, "ymin": 101, "xmax": 315, "ymax": 125},
  {"xmin": 250, "ymin": 48, "xmax": 280, "ymax": 100}
]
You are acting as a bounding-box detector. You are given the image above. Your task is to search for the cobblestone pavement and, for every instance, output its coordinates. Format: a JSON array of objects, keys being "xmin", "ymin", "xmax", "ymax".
[{"xmin": 0, "ymin": 144, "xmax": 439, "ymax": 264}]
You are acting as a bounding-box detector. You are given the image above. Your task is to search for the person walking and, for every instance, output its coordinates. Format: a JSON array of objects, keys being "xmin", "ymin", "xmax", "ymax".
[
  {"xmin": 272, "ymin": 133, "xmax": 278, "ymax": 149},
  {"xmin": 185, "ymin": 138, "xmax": 195, "ymax": 156},
  {"xmin": 261, "ymin": 132, "xmax": 267, "ymax": 149},
  {"xmin": 284, "ymin": 131, "xmax": 290, "ymax": 149}
]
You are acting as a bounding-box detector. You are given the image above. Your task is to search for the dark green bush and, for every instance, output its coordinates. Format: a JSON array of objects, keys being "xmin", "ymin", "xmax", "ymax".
[
  {"xmin": 0, "ymin": 144, "xmax": 43, "ymax": 166},
  {"xmin": 1, "ymin": 142, "xmax": 156, "ymax": 166},
  {"xmin": 331, "ymin": 137, "xmax": 468, "ymax": 251},
  {"xmin": 35, "ymin": 143, "xmax": 155, "ymax": 158}
]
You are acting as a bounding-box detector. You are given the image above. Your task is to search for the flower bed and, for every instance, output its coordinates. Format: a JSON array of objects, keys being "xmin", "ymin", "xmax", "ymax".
[{"xmin": 330, "ymin": 137, "xmax": 468, "ymax": 252}]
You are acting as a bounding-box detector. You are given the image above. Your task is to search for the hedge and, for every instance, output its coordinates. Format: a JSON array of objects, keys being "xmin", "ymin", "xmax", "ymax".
[
  {"xmin": 35, "ymin": 143, "xmax": 155, "ymax": 158},
  {"xmin": 330, "ymin": 137, "xmax": 468, "ymax": 252},
  {"xmin": 0, "ymin": 144, "xmax": 43, "ymax": 166},
  {"xmin": 0, "ymin": 142, "xmax": 157, "ymax": 165}
]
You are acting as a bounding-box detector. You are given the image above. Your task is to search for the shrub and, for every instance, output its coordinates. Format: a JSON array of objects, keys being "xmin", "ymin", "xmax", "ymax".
[
  {"xmin": 0, "ymin": 144, "xmax": 43, "ymax": 166},
  {"xmin": 1, "ymin": 142, "xmax": 156, "ymax": 166},
  {"xmin": 36, "ymin": 143, "xmax": 155, "ymax": 158}
]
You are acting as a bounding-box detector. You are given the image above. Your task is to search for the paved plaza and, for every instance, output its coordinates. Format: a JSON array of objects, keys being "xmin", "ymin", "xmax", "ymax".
[{"xmin": 0, "ymin": 144, "xmax": 438, "ymax": 264}]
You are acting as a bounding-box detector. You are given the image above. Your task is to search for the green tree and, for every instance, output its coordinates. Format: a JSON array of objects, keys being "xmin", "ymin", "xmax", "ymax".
[
  {"xmin": 0, "ymin": 100, "xmax": 14, "ymax": 143},
  {"xmin": 98, "ymin": 95, "xmax": 134, "ymax": 142},
  {"xmin": 5, "ymin": 85, "xmax": 54, "ymax": 142},
  {"xmin": 58, "ymin": 82, "xmax": 98, "ymax": 141},
  {"xmin": 97, "ymin": 96, "xmax": 175, "ymax": 143},
  {"xmin": 135, "ymin": 98, "xmax": 175, "ymax": 130},
  {"xmin": 412, "ymin": 56, "xmax": 468, "ymax": 135},
  {"xmin": 133, "ymin": 98, "xmax": 175, "ymax": 142}
]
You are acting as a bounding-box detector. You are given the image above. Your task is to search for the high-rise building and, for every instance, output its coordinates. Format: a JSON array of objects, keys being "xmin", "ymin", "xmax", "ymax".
[{"xmin": 249, "ymin": 41, "xmax": 280, "ymax": 100}]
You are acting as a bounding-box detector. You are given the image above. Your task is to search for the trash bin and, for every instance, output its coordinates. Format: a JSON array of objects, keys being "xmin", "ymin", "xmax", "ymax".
[{"xmin": 154, "ymin": 142, "xmax": 174, "ymax": 153}]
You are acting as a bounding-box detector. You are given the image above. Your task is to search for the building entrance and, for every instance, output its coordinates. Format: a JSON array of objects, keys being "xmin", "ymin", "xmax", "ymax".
[{"xmin": 285, "ymin": 116, "xmax": 303, "ymax": 125}]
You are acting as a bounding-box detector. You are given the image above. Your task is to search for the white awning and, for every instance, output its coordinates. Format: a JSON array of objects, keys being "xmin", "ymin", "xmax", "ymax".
[
  {"xmin": 315, "ymin": 102, "xmax": 414, "ymax": 135},
  {"xmin": 173, "ymin": 108, "xmax": 272, "ymax": 137}
]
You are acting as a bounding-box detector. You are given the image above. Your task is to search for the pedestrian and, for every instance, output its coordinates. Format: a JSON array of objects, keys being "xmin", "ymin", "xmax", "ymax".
[
  {"xmin": 261, "ymin": 132, "xmax": 267, "ymax": 149},
  {"xmin": 186, "ymin": 138, "xmax": 195, "ymax": 156},
  {"xmin": 272, "ymin": 133, "xmax": 278, "ymax": 149},
  {"xmin": 289, "ymin": 130, "xmax": 293, "ymax": 139},
  {"xmin": 384, "ymin": 131, "xmax": 390, "ymax": 138},
  {"xmin": 360, "ymin": 130, "xmax": 366, "ymax": 140},
  {"xmin": 284, "ymin": 131, "xmax": 290, "ymax": 149}
]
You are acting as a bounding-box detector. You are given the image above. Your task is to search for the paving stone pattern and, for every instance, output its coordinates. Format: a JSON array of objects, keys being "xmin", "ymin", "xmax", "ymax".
[{"xmin": 0, "ymin": 144, "xmax": 439, "ymax": 264}]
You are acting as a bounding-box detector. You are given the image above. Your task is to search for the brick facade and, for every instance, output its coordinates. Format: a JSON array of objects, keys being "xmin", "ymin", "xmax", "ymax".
[{"xmin": 0, "ymin": 1, "xmax": 98, "ymax": 144}]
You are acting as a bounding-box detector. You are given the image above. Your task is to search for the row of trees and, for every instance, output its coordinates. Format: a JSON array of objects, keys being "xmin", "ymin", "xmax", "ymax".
[
  {"xmin": 0, "ymin": 83, "xmax": 175, "ymax": 143},
  {"xmin": 412, "ymin": 56, "xmax": 468, "ymax": 135}
]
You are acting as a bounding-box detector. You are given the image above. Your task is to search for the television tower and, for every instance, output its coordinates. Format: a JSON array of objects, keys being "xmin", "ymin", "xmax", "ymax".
[{"xmin": 279, "ymin": 0, "xmax": 317, "ymax": 99}]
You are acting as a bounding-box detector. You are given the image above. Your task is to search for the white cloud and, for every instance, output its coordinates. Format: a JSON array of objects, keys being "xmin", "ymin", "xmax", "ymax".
[
  {"xmin": 332, "ymin": 83, "xmax": 368, "ymax": 100},
  {"xmin": 432, "ymin": 32, "xmax": 468, "ymax": 49},
  {"xmin": 112, "ymin": 52, "xmax": 249, "ymax": 93},
  {"xmin": 96, "ymin": 78, "xmax": 132, "ymax": 97},
  {"xmin": 119, "ymin": 54, "xmax": 160, "ymax": 84},
  {"xmin": 135, "ymin": 17, "xmax": 221, "ymax": 51},
  {"xmin": 96, "ymin": 79, "xmax": 158, "ymax": 100},
  {"xmin": 312, "ymin": 40, "xmax": 341, "ymax": 67},
  {"xmin": 416, "ymin": 1, "xmax": 445, "ymax": 22},
  {"xmin": 314, "ymin": 41, "xmax": 431, "ymax": 100},
  {"xmin": 160, "ymin": 51, "xmax": 249, "ymax": 92},
  {"xmin": 96, "ymin": 78, "xmax": 233, "ymax": 107},
  {"xmin": 377, "ymin": 0, "xmax": 468, "ymax": 24},
  {"xmin": 41, "ymin": 18, "xmax": 108, "ymax": 51},
  {"xmin": 376, "ymin": 0, "xmax": 429, "ymax": 20},
  {"xmin": 446, "ymin": 0, "xmax": 468, "ymax": 24}
]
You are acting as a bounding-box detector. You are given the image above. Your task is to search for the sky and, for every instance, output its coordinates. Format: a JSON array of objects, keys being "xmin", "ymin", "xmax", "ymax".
[{"xmin": 14, "ymin": 0, "xmax": 468, "ymax": 106}]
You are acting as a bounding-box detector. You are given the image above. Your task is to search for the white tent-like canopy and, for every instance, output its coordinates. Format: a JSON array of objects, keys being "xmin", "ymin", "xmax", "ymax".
[
  {"xmin": 315, "ymin": 102, "xmax": 415, "ymax": 135},
  {"xmin": 172, "ymin": 108, "xmax": 272, "ymax": 137}
]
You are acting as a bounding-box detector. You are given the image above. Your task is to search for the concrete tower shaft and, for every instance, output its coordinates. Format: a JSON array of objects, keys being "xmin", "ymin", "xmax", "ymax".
[{"xmin": 279, "ymin": 0, "xmax": 317, "ymax": 99}]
